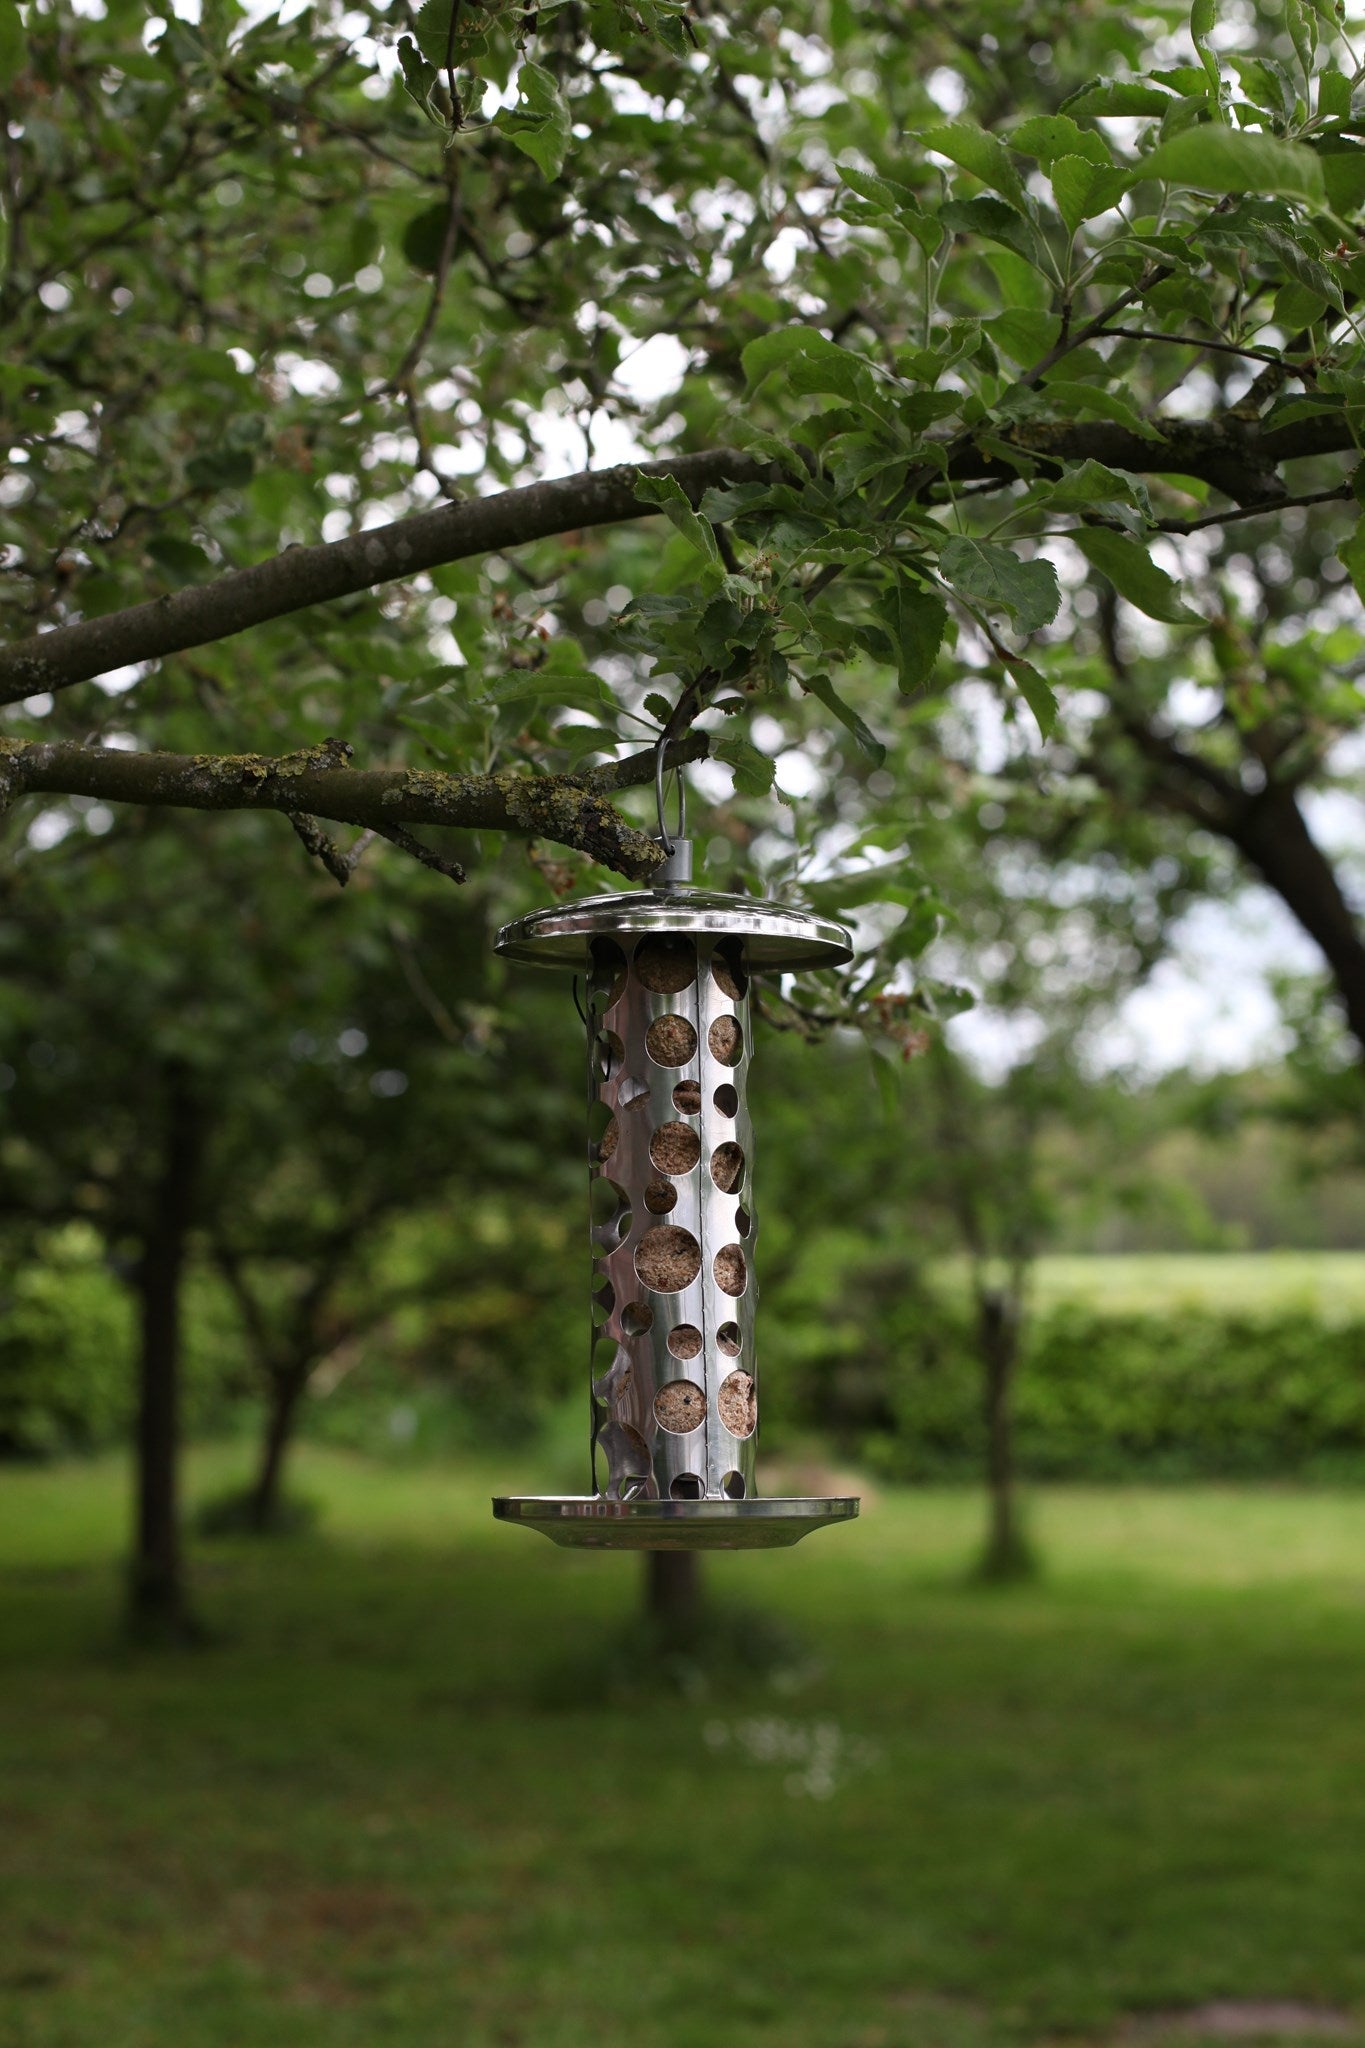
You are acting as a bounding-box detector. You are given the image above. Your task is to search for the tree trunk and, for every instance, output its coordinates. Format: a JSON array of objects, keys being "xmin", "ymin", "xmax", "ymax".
[
  {"xmin": 977, "ymin": 1288, "xmax": 1032, "ymax": 1582},
  {"xmin": 127, "ymin": 1071, "xmax": 202, "ymax": 1642},
  {"xmin": 1224, "ymin": 782, "xmax": 1365, "ymax": 1059},
  {"xmin": 248, "ymin": 1365, "xmax": 309, "ymax": 1533},
  {"xmin": 644, "ymin": 1550, "xmax": 702, "ymax": 1642}
]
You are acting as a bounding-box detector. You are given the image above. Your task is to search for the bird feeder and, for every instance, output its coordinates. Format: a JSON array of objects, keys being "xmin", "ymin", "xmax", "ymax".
[{"xmin": 491, "ymin": 777, "xmax": 860, "ymax": 1551}]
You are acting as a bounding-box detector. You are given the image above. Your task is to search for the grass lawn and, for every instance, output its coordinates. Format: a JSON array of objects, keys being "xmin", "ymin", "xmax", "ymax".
[
  {"xmin": 3, "ymin": 1447, "xmax": 1365, "ymax": 2048},
  {"xmin": 1023, "ymin": 1252, "xmax": 1365, "ymax": 1321}
]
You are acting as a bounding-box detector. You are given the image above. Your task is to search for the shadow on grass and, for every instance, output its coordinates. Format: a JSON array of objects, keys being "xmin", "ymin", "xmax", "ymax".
[
  {"xmin": 536, "ymin": 1597, "xmax": 821, "ymax": 1709},
  {"xmin": 193, "ymin": 1485, "xmax": 322, "ymax": 1540}
]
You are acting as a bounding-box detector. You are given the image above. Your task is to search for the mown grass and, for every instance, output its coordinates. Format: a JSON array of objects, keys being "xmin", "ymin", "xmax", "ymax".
[
  {"xmin": 3, "ymin": 1446, "xmax": 1365, "ymax": 2048},
  {"xmin": 1024, "ymin": 1252, "xmax": 1365, "ymax": 1321}
]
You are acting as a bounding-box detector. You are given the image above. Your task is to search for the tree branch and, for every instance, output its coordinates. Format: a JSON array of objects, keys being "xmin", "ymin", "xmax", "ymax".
[
  {"xmin": 2, "ymin": 409, "xmax": 1359, "ymax": 706},
  {"xmin": 0, "ymin": 451, "xmax": 768, "ymax": 704},
  {"xmin": 0, "ymin": 733, "xmax": 713, "ymax": 878}
]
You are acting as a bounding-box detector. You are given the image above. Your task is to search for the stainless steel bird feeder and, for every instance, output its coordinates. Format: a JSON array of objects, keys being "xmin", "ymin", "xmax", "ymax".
[{"xmin": 491, "ymin": 802, "xmax": 861, "ymax": 1552}]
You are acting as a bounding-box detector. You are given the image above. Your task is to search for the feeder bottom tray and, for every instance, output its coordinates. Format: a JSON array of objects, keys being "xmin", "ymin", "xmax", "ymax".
[{"xmin": 492, "ymin": 1495, "xmax": 859, "ymax": 1550}]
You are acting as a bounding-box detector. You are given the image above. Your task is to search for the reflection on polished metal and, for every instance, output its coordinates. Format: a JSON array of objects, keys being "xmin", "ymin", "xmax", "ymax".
[
  {"xmin": 492, "ymin": 1496, "xmax": 860, "ymax": 1550},
  {"xmin": 491, "ymin": 843, "xmax": 860, "ymax": 1551}
]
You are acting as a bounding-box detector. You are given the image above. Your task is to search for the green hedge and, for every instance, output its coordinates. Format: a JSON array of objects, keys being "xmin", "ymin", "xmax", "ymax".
[
  {"xmin": 7, "ymin": 1235, "xmax": 1365, "ymax": 1483},
  {"xmin": 0, "ymin": 1238, "xmax": 246, "ymax": 1458},
  {"xmin": 858, "ymin": 1306, "xmax": 1365, "ymax": 1482},
  {"xmin": 0, "ymin": 1254, "xmax": 135, "ymax": 1456}
]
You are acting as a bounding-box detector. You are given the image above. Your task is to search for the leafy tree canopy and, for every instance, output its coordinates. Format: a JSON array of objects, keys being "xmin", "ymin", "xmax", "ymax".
[{"xmin": 0, "ymin": 0, "xmax": 1362, "ymax": 1047}]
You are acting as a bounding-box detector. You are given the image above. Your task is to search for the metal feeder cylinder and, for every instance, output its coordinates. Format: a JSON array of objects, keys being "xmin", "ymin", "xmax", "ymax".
[{"xmin": 492, "ymin": 850, "xmax": 860, "ymax": 1552}]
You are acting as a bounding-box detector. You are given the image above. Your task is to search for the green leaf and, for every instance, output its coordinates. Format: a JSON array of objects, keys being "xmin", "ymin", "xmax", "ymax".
[
  {"xmin": 1071, "ymin": 527, "xmax": 1199, "ymax": 623},
  {"xmin": 938, "ymin": 198, "xmax": 1045, "ymax": 268},
  {"xmin": 741, "ymin": 325, "xmax": 871, "ymax": 401},
  {"xmin": 1231, "ymin": 56, "xmax": 1296, "ymax": 121},
  {"xmin": 401, "ymin": 202, "xmax": 456, "ymax": 274},
  {"xmin": 984, "ymin": 310, "xmax": 1061, "ymax": 366},
  {"xmin": 633, "ymin": 471, "xmax": 719, "ymax": 564},
  {"xmin": 1318, "ymin": 70, "xmax": 1354, "ymax": 122},
  {"xmin": 1043, "ymin": 379, "xmax": 1163, "ymax": 440},
  {"xmin": 923, "ymin": 122, "xmax": 1029, "ymax": 213},
  {"xmin": 1190, "ymin": 0, "xmax": 1225, "ymax": 111},
  {"xmin": 874, "ymin": 579, "xmax": 949, "ymax": 694},
  {"xmin": 697, "ymin": 483, "xmax": 778, "ymax": 523},
  {"xmin": 1051, "ymin": 157, "xmax": 1129, "ymax": 235},
  {"xmin": 501, "ymin": 60, "xmax": 572, "ymax": 180},
  {"xmin": 1137, "ymin": 127, "xmax": 1326, "ymax": 203},
  {"xmin": 1337, "ymin": 516, "xmax": 1365, "ymax": 603},
  {"xmin": 837, "ymin": 162, "xmax": 924, "ymax": 215},
  {"xmin": 1063, "ymin": 79, "xmax": 1178, "ymax": 117},
  {"xmin": 1032, "ymin": 459, "xmax": 1152, "ymax": 519},
  {"xmin": 1258, "ymin": 226, "xmax": 1344, "ymax": 310},
  {"xmin": 803, "ymin": 672, "xmax": 886, "ymax": 761},
  {"xmin": 0, "ymin": 0, "xmax": 25, "ymax": 86},
  {"xmin": 787, "ymin": 350, "xmax": 873, "ymax": 406},
  {"xmin": 1318, "ymin": 142, "xmax": 1365, "ymax": 215},
  {"xmin": 481, "ymin": 670, "xmax": 617, "ymax": 710},
  {"xmin": 696, "ymin": 593, "xmax": 744, "ymax": 667},
  {"xmin": 1009, "ymin": 115, "xmax": 1110, "ymax": 170},
  {"xmin": 396, "ymin": 34, "xmax": 439, "ymax": 117},
  {"xmin": 1002, "ymin": 654, "xmax": 1058, "ymax": 737},
  {"xmin": 713, "ymin": 732, "xmax": 776, "ymax": 796},
  {"xmin": 146, "ymin": 536, "xmax": 212, "ymax": 586},
  {"xmin": 938, "ymin": 538, "xmax": 1060, "ymax": 634}
]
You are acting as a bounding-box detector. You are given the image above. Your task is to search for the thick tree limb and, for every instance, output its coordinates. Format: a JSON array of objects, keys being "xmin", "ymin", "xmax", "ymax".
[
  {"xmin": 0, "ymin": 451, "xmax": 768, "ymax": 705},
  {"xmin": 0, "ymin": 413, "xmax": 1358, "ymax": 706},
  {"xmin": 0, "ymin": 733, "xmax": 711, "ymax": 878}
]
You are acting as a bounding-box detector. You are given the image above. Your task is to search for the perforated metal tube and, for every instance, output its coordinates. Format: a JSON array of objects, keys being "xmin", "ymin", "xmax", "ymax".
[
  {"xmin": 586, "ymin": 931, "xmax": 756, "ymax": 1503},
  {"xmin": 491, "ymin": 878, "xmax": 860, "ymax": 1549}
]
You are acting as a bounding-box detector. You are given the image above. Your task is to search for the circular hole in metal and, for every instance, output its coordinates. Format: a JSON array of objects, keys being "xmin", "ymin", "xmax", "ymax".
[
  {"xmin": 594, "ymin": 1030, "xmax": 624, "ymax": 1082},
  {"xmin": 672, "ymin": 1078, "xmax": 701, "ymax": 1116},
  {"xmin": 736, "ymin": 1205, "xmax": 752, "ymax": 1239},
  {"xmin": 591, "ymin": 937, "xmax": 628, "ymax": 1008},
  {"xmin": 717, "ymin": 1320, "xmax": 741, "ymax": 1356},
  {"xmin": 668, "ymin": 1323, "xmax": 703, "ymax": 1360},
  {"xmin": 644, "ymin": 1177, "xmax": 677, "ymax": 1215},
  {"xmin": 718, "ymin": 1368, "xmax": 756, "ymax": 1438},
  {"xmin": 635, "ymin": 935, "xmax": 696, "ymax": 994},
  {"xmin": 636, "ymin": 1225, "xmax": 702, "ymax": 1293},
  {"xmin": 592, "ymin": 1281, "xmax": 617, "ymax": 1327},
  {"xmin": 710, "ymin": 1140, "xmax": 745, "ymax": 1194},
  {"xmin": 708, "ymin": 1015, "xmax": 743, "ymax": 1066},
  {"xmin": 590, "ymin": 1175, "xmax": 629, "ymax": 1225},
  {"xmin": 713, "ymin": 1082, "xmax": 739, "ymax": 1118},
  {"xmin": 597, "ymin": 1112, "xmax": 619, "ymax": 1163},
  {"xmin": 650, "ymin": 1121, "xmax": 701, "ymax": 1176},
  {"xmin": 670, "ymin": 1473, "xmax": 704, "ymax": 1500},
  {"xmin": 714, "ymin": 1243, "xmax": 747, "ymax": 1297},
  {"xmin": 600, "ymin": 1216, "xmax": 634, "ymax": 1257},
  {"xmin": 712, "ymin": 941, "xmax": 748, "ymax": 1002},
  {"xmin": 618, "ymin": 1075, "xmax": 651, "ymax": 1115},
  {"xmin": 645, "ymin": 1014, "xmax": 698, "ymax": 1067},
  {"xmin": 620, "ymin": 1301, "xmax": 654, "ymax": 1336},
  {"xmin": 654, "ymin": 1380, "xmax": 705, "ymax": 1434},
  {"xmin": 721, "ymin": 1470, "xmax": 746, "ymax": 1500}
]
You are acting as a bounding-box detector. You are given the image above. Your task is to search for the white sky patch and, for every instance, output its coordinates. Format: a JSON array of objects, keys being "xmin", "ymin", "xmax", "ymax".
[
  {"xmin": 925, "ymin": 66, "xmax": 968, "ymax": 115},
  {"xmin": 613, "ymin": 333, "xmax": 688, "ymax": 406},
  {"xmin": 953, "ymin": 889, "xmax": 1326, "ymax": 1081},
  {"xmin": 276, "ymin": 354, "xmax": 340, "ymax": 399},
  {"xmin": 763, "ymin": 227, "xmax": 806, "ymax": 282}
]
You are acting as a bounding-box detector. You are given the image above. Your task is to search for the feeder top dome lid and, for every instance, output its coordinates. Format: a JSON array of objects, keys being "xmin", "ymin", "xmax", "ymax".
[{"xmin": 494, "ymin": 884, "xmax": 853, "ymax": 972}]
